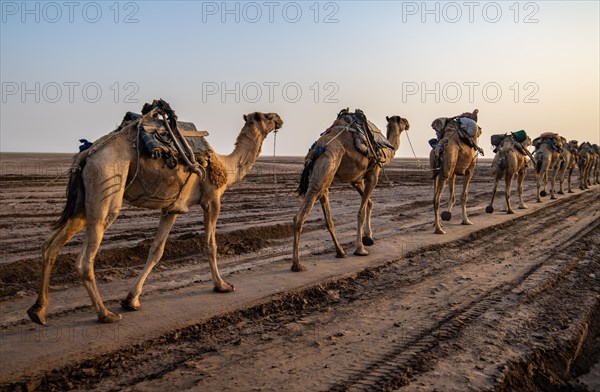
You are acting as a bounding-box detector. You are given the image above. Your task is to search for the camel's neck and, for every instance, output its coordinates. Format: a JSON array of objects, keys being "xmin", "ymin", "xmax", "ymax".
[
  {"xmin": 217, "ymin": 125, "xmax": 266, "ymax": 188},
  {"xmin": 382, "ymin": 125, "xmax": 403, "ymax": 165}
]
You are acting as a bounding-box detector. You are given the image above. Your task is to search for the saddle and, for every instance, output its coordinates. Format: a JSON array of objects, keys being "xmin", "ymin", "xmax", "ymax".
[
  {"xmin": 532, "ymin": 132, "xmax": 562, "ymax": 153},
  {"xmin": 490, "ymin": 130, "xmax": 530, "ymax": 154},
  {"xmin": 333, "ymin": 108, "xmax": 394, "ymax": 164},
  {"xmin": 431, "ymin": 117, "xmax": 484, "ymax": 156},
  {"xmin": 119, "ymin": 100, "xmax": 213, "ymax": 173}
]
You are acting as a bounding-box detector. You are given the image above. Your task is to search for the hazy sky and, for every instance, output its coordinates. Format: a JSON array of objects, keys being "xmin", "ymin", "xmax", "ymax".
[{"xmin": 1, "ymin": 0, "xmax": 599, "ymax": 157}]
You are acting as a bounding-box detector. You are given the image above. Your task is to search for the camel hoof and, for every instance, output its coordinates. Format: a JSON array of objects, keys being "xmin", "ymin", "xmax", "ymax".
[
  {"xmin": 568, "ymin": 190, "xmax": 574, "ymax": 194},
  {"xmin": 434, "ymin": 228, "xmax": 446, "ymax": 235},
  {"xmin": 540, "ymin": 190, "xmax": 547, "ymax": 197},
  {"xmin": 27, "ymin": 305, "xmax": 46, "ymax": 326},
  {"xmin": 519, "ymin": 205, "xmax": 528, "ymax": 209},
  {"xmin": 550, "ymin": 196, "xmax": 557, "ymax": 200},
  {"xmin": 120, "ymin": 295, "xmax": 141, "ymax": 311},
  {"xmin": 462, "ymin": 220, "xmax": 473, "ymax": 226},
  {"xmin": 335, "ymin": 252, "xmax": 347, "ymax": 259},
  {"xmin": 558, "ymin": 191, "xmax": 564, "ymax": 195},
  {"xmin": 485, "ymin": 206, "xmax": 494, "ymax": 214},
  {"xmin": 291, "ymin": 263, "xmax": 307, "ymax": 272},
  {"xmin": 441, "ymin": 211, "xmax": 452, "ymax": 221},
  {"xmin": 507, "ymin": 209, "xmax": 515, "ymax": 215},
  {"xmin": 362, "ymin": 236, "xmax": 374, "ymax": 246},
  {"xmin": 99, "ymin": 312, "xmax": 122, "ymax": 323},
  {"xmin": 354, "ymin": 249, "xmax": 369, "ymax": 256},
  {"xmin": 214, "ymin": 282, "xmax": 235, "ymax": 293}
]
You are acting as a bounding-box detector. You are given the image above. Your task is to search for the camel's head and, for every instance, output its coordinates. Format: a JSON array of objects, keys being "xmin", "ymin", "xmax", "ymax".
[
  {"xmin": 386, "ymin": 115, "xmax": 409, "ymax": 141},
  {"xmin": 243, "ymin": 112, "xmax": 283, "ymax": 135},
  {"xmin": 386, "ymin": 116, "xmax": 410, "ymax": 131},
  {"xmin": 476, "ymin": 125, "xmax": 482, "ymax": 138},
  {"xmin": 522, "ymin": 137, "xmax": 533, "ymax": 148},
  {"xmin": 569, "ymin": 140, "xmax": 579, "ymax": 148},
  {"xmin": 431, "ymin": 117, "xmax": 448, "ymax": 134}
]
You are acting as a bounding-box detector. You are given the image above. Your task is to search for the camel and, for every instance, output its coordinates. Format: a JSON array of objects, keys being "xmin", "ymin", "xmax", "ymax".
[
  {"xmin": 557, "ymin": 139, "xmax": 579, "ymax": 194},
  {"xmin": 533, "ymin": 133, "xmax": 563, "ymax": 202},
  {"xmin": 291, "ymin": 111, "xmax": 409, "ymax": 272},
  {"xmin": 430, "ymin": 117, "xmax": 482, "ymax": 234},
  {"xmin": 577, "ymin": 142, "xmax": 595, "ymax": 190},
  {"xmin": 27, "ymin": 104, "xmax": 283, "ymax": 325},
  {"xmin": 486, "ymin": 134, "xmax": 532, "ymax": 214}
]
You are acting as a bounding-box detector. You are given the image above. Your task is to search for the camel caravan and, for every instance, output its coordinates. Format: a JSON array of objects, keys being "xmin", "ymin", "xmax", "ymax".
[{"xmin": 26, "ymin": 100, "xmax": 599, "ymax": 325}]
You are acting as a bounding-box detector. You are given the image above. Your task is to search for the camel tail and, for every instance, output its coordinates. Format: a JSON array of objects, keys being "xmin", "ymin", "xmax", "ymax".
[
  {"xmin": 297, "ymin": 159, "xmax": 315, "ymax": 197},
  {"xmin": 297, "ymin": 145, "xmax": 325, "ymax": 197},
  {"xmin": 53, "ymin": 159, "xmax": 87, "ymax": 230},
  {"xmin": 535, "ymin": 156, "xmax": 543, "ymax": 174}
]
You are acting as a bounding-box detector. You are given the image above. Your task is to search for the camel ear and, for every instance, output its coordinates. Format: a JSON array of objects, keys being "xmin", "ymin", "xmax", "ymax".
[
  {"xmin": 254, "ymin": 112, "xmax": 262, "ymax": 122},
  {"xmin": 386, "ymin": 116, "xmax": 390, "ymax": 122},
  {"xmin": 243, "ymin": 114, "xmax": 248, "ymax": 122},
  {"xmin": 265, "ymin": 113, "xmax": 273, "ymax": 120}
]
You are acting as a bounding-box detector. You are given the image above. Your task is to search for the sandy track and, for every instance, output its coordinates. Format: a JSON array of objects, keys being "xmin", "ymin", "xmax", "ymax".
[{"xmin": 0, "ymin": 153, "xmax": 598, "ymax": 391}]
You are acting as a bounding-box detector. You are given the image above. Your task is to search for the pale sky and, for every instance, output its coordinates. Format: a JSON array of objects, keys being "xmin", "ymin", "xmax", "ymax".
[{"xmin": 1, "ymin": 0, "xmax": 599, "ymax": 157}]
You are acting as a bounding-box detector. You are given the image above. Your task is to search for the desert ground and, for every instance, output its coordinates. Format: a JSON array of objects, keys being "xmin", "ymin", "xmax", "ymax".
[{"xmin": 0, "ymin": 152, "xmax": 598, "ymax": 391}]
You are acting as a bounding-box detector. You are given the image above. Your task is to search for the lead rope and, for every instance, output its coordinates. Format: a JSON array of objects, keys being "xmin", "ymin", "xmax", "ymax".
[{"xmin": 405, "ymin": 130, "xmax": 425, "ymax": 170}]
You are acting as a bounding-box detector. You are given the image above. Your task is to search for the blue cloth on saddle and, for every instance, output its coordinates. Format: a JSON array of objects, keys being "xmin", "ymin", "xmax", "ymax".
[
  {"xmin": 78, "ymin": 139, "xmax": 92, "ymax": 152},
  {"xmin": 459, "ymin": 117, "xmax": 477, "ymax": 137}
]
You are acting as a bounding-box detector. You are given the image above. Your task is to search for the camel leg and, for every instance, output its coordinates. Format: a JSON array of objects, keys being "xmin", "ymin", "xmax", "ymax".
[
  {"xmin": 579, "ymin": 165, "xmax": 586, "ymax": 190},
  {"xmin": 355, "ymin": 172, "xmax": 378, "ymax": 255},
  {"xmin": 567, "ymin": 168, "xmax": 574, "ymax": 193},
  {"xmin": 292, "ymin": 154, "xmax": 339, "ymax": 272},
  {"xmin": 535, "ymin": 173, "xmax": 542, "ymax": 202},
  {"xmin": 292, "ymin": 192, "xmax": 319, "ymax": 272},
  {"xmin": 73, "ymin": 160, "xmax": 131, "ymax": 323},
  {"xmin": 203, "ymin": 198, "xmax": 234, "ymax": 292},
  {"xmin": 433, "ymin": 176, "xmax": 447, "ymax": 234},
  {"xmin": 319, "ymin": 190, "xmax": 346, "ymax": 258},
  {"xmin": 549, "ymin": 166, "xmax": 558, "ymax": 199},
  {"xmin": 77, "ymin": 213, "xmax": 122, "ymax": 323},
  {"xmin": 586, "ymin": 165, "xmax": 591, "ymax": 188},
  {"xmin": 558, "ymin": 163, "xmax": 566, "ymax": 194},
  {"xmin": 352, "ymin": 182, "xmax": 374, "ymax": 246},
  {"xmin": 447, "ymin": 174, "xmax": 456, "ymax": 213},
  {"xmin": 537, "ymin": 163, "xmax": 549, "ymax": 202},
  {"xmin": 27, "ymin": 217, "xmax": 86, "ymax": 325},
  {"xmin": 461, "ymin": 171, "xmax": 474, "ymax": 225},
  {"xmin": 121, "ymin": 212, "xmax": 178, "ymax": 311},
  {"xmin": 505, "ymin": 173, "xmax": 515, "ymax": 214},
  {"xmin": 517, "ymin": 168, "xmax": 528, "ymax": 209},
  {"xmin": 487, "ymin": 174, "xmax": 500, "ymax": 214}
]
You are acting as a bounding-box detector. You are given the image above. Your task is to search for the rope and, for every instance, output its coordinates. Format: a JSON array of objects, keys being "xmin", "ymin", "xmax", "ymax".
[
  {"xmin": 123, "ymin": 123, "xmax": 142, "ymax": 194},
  {"xmin": 405, "ymin": 130, "xmax": 426, "ymax": 170},
  {"xmin": 324, "ymin": 126, "xmax": 348, "ymax": 146}
]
